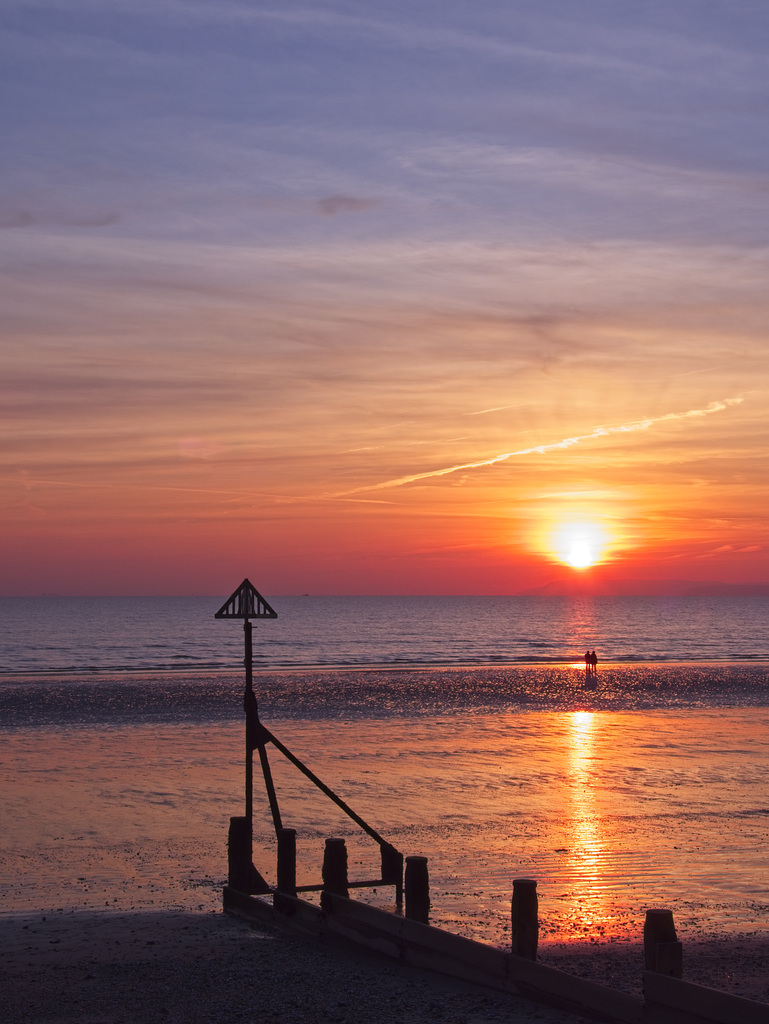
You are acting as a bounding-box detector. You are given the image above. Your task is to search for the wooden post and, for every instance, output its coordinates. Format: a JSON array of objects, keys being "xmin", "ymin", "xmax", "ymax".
[
  {"xmin": 405, "ymin": 855, "xmax": 430, "ymax": 924},
  {"xmin": 511, "ymin": 878, "xmax": 538, "ymax": 960},
  {"xmin": 321, "ymin": 838, "xmax": 349, "ymax": 906},
  {"xmin": 644, "ymin": 909, "xmax": 682, "ymax": 977},
  {"xmin": 654, "ymin": 941, "xmax": 683, "ymax": 978},
  {"xmin": 381, "ymin": 842, "xmax": 404, "ymax": 908},
  {"xmin": 228, "ymin": 815, "xmax": 271, "ymax": 894},
  {"xmin": 228, "ymin": 815, "xmax": 252, "ymax": 893},
  {"xmin": 277, "ymin": 828, "xmax": 297, "ymax": 896}
]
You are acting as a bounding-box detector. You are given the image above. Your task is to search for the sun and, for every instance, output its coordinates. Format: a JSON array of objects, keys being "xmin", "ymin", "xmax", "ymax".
[
  {"xmin": 567, "ymin": 538, "xmax": 594, "ymax": 568},
  {"xmin": 551, "ymin": 521, "xmax": 608, "ymax": 570}
]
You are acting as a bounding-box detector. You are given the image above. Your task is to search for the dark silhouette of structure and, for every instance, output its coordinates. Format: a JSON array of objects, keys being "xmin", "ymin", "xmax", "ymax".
[{"xmin": 216, "ymin": 578, "xmax": 404, "ymax": 904}]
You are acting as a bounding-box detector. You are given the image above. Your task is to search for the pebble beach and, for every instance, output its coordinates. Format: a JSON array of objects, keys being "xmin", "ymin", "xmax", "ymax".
[
  {"xmin": 2, "ymin": 908, "xmax": 582, "ymax": 1024},
  {"xmin": 4, "ymin": 903, "xmax": 769, "ymax": 1024}
]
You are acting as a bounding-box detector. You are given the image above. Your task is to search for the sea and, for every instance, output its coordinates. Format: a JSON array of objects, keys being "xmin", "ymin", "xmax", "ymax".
[
  {"xmin": 2, "ymin": 594, "xmax": 769, "ymax": 951},
  {"xmin": 2, "ymin": 594, "xmax": 769, "ymax": 676}
]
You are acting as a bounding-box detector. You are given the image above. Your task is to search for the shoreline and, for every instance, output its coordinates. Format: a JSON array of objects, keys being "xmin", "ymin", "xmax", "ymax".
[
  {"xmin": 4, "ymin": 663, "xmax": 769, "ymax": 731},
  {"xmin": 2, "ymin": 658, "xmax": 769, "ymax": 682}
]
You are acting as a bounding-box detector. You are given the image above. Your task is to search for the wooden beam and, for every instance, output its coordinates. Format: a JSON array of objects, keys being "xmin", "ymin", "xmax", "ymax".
[
  {"xmin": 643, "ymin": 971, "xmax": 769, "ymax": 1024},
  {"xmin": 222, "ymin": 890, "xmax": 769, "ymax": 1024},
  {"xmin": 222, "ymin": 888, "xmax": 643, "ymax": 1023}
]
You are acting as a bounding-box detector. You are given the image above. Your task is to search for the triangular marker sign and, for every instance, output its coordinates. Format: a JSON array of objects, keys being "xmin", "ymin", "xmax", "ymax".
[{"xmin": 214, "ymin": 578, "xmax": 278, "ymax": 620}]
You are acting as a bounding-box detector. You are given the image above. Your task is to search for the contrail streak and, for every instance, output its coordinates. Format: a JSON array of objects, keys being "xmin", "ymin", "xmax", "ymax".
[{"xmin": 338, "ymin": 398, "xmax": 743, "ymax": 496}]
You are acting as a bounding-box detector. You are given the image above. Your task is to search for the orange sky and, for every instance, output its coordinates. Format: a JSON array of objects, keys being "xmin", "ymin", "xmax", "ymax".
[
  {"xmin": 2, "ymin": 4, "xmax": 768, "ymax": 595},
  {"xmin": 4, "ymin": 270, "xmax": 766, "ymax": 595}
]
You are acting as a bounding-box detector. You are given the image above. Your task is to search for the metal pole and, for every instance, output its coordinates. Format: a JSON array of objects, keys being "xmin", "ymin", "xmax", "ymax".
[
  {"xmin": 244, "ymin": 619, "xmax": 253, "ymax": 823},
  {"xmin": 244, "ymin": 618, "xmax": 283, "ymax": 833}
]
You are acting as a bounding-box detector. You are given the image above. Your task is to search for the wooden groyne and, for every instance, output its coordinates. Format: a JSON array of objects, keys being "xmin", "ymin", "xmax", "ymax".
[
  {"xmin": 214, "ymin": 582, "xmax": 769, "ymax": 1024},
  {"xmin": 223, "ymin": 885, "xmax": 769, "ymax": 1024}
]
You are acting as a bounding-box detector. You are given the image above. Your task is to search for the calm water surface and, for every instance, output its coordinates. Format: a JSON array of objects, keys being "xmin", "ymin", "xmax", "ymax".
[
  {"xmin": 2, "ymin": 594, "xmax": 769, "ymax": 673},
  {"xmin": 4, "ymin": 708, "xmax": 768, "ymax": 949}
]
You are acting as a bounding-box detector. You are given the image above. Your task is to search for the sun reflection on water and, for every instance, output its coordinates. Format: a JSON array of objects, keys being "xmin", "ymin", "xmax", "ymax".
[
  {"xmin": 562, "ymin": 710, "xmax": 613, "ymax": 939},
  {"xmin": 569, "ymin": 712, "xmax": 600, "ymax": 871}
]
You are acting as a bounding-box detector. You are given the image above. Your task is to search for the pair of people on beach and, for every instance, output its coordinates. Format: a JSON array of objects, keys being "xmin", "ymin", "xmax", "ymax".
[{"xmin": 584, "ymin": 649, "xmax": 598, "ymax": 674}]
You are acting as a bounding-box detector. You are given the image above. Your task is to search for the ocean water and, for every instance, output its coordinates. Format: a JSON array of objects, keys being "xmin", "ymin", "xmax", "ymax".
[
  {"xmin": 1, "ymin": 593, "xmax": 769, "ymax": 675},
  {"xmin": 2, "ymin": 594, "xmax": 768, "ymax": 726}
]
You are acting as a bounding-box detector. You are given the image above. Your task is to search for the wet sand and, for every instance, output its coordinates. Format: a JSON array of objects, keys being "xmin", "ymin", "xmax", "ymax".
[
  {"xmin": 541, "ymin": 936, "xmax": 769, "ymax": 1002},
  {"xmin": 3, "ymin": 698, "xmax": 769, "ymax": 1015}
]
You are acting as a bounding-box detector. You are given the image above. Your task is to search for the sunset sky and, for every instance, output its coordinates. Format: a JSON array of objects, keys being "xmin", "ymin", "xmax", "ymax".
[{"xmin": 2, "ymin": 1, "xmax": 768, "ymax": 596}]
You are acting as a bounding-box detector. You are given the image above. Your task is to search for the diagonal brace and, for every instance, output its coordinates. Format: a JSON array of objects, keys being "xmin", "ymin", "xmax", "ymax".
[{"xmin": 259, "ymin": 723, "xmax": 400, "ymax": 867}]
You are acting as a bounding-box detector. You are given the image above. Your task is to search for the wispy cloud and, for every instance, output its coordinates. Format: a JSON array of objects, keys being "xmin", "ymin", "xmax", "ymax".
[
  {"xmin": 466, "ymin": 404, "xmax": 525, "ymax": 416},
  {"xmin": 2, "ymin": 0, "xmax": 768, "ymax": 593},
  {"xmin": 316, "ymin": 195, "xmax": 380, "ymax": 216},
  {"xmin": 336, "ymin": 398, "xmax": 744, "ymax": 496},
  {"xmin": 0, "ymin": 208, "xmax": 119, "ymax": 229}
]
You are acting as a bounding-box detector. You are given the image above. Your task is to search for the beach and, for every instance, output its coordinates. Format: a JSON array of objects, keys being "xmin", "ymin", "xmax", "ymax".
[
  {"xmin": 2, "ymin": 908, "xmax": 583, "ymax": 1024},
  {"xmin": 5, "ymin": 705, "xmax": 769, "ymax": 941},
  {"xmin": 4, "ymin": 897, "xmax": 769, "ymax": 1024},
  {"xmin": 3, "ymin": 678, "xmax": 769, "ymax": 1018},
  {"xmin": 4, "ymin": 885, "xmax": 769, "ymax": 1024}
]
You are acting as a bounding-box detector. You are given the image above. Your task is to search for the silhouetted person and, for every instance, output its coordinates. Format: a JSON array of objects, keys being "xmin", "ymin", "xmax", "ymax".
[
  {"xmin": 585, "ymin": 650, "xmax": 591, "ymax": 674},
  {"xmin": 590, "ymin": 650, "xmax": 598, "ymax": 672}
]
